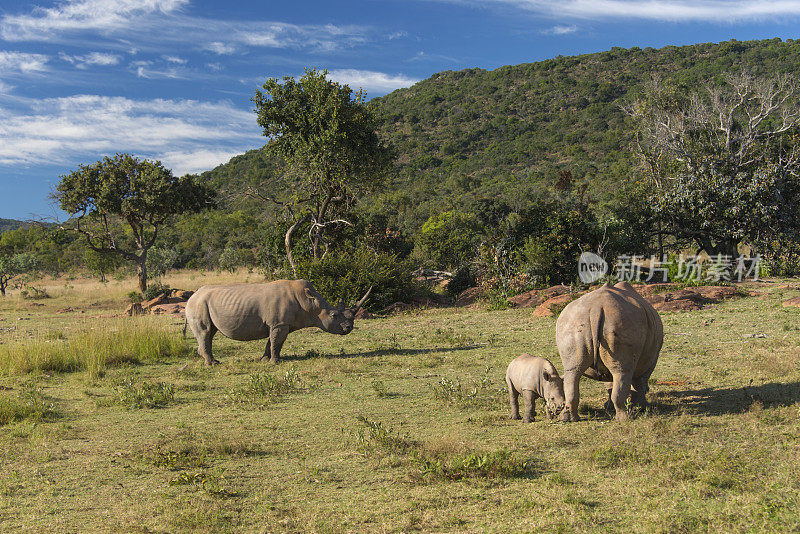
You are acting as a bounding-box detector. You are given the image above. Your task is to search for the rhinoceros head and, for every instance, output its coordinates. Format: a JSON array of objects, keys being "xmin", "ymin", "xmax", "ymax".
[
  {"xmin": 315, "ymin": 286, "xmax": 372, "ymax": 335},
  {"xmin": 541, "ymin": 367, "xmax": 566, "ymax": 419}
]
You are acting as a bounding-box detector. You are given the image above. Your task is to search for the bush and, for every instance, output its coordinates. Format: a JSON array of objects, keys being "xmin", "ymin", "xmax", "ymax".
[
  {"xmin": 0, "ymin": 384, "xmax": 58, "ymax": 425},
  {"xmin": 143, "ymin": 282, "xmax": 170, "ymax": 301},
  {"xmin": 111, "ymin": 377, "xmax": 175, "ymax": 409},
  {"xmin": 446, "ymin": 264, "xmax": 476, "ymax": 296},
  {"xmin": 416, "ymin": 211, "xmax": 483, "ymax": 270},
  {"xmin": 297, "ymin": 246, "xmax": 419, "ymax": 310}
]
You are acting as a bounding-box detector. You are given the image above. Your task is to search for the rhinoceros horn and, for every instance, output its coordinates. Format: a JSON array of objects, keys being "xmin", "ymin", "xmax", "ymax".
[{"xmin": 352, "ymin": 286, "xmax": 373, "ymax": 311}]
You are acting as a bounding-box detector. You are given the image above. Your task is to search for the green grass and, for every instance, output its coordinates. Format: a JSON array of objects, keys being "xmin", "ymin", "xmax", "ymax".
[
  {"xmin": 0, "ymin": 318, "xmax": 192, "ymax": 379},
  {"xmin": 0, "ymin": 275, "xmax": 799, "ymax": 532}
]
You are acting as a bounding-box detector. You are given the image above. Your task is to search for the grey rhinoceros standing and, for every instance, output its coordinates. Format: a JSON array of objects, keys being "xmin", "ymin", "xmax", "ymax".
[
  {"xmin": 185, "ymin": 279, "xmax": 371, "ymax": 365},
  {"xmin": 556, "ymin": 281, "xmax": 663, "ymax": 422}
]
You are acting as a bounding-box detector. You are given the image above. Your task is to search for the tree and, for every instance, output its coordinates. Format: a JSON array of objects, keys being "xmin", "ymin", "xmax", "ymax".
[
  {"xmin": 624, "ymin": 72, "xmax": 800, "ymax": 257},
  {"xmin": 417, "ymin": 210, "xmax": 482, "ymax": 270},
  {"xmin": 252, "ymin": 68, "xmax": 391, "ymax": 275},
  {"xmin": 54, "ymin": 154, "xmax": 215, "ymax": 291},
  {"xmin": 0, "ymin": 252, "xmax": 37, "ymax": 296}
]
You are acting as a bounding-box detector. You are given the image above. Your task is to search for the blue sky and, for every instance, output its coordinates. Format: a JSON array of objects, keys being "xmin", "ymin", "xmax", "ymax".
[{"xmin": 1, "ymin": 0, "xmax": 800, "ymax": 220}]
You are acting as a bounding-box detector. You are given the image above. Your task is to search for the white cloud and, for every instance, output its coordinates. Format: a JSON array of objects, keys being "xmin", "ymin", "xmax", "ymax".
[
  {"xmin": 0, "ymin": 0, "xmax": 189, "ymax": 40},
  {"xmin": 159, "ymin": 148, "xmax": 247, "ymax": 175},
  {"xmin": 486, "ymin": 0, "xmax": 800, "ymax": 22},
  {"xmin": 1, "ymin": 1, "xmax": 372, "ymax": 55},
  {"xmin": 205, "ymin": 41, "xmax": 237, "ymax": 55},
  {"xmin": 0, "ymin": 94, "xmax": 263, "ymax": 171},
  {"xmin": 163, "ymin": 55, "xmax": 187, "ymax": 64},
  {"xmin": 0, "ymin": 51, "xmax": 49, "ymax": 73},
  {"xmin": 542, "ymin": 24, "xmax": 578, "ymax": 34},
  {"xmin": 327, "ymin": 69, "xmax": 421, "ymax": 94},
  {"xmin": 59, "ymin": 51, "xmax": 120, "ymax": 68}
]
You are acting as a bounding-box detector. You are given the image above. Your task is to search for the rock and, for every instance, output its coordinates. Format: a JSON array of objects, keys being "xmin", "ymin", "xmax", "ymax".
[
  {"xmin": 149, "ymin": 303, "xmax": 185, "ymax": 315},
  {"xmin": 141, "ymin": 294, "xmax": 168, "ymax": 309},
  {"xmin": 782, "ymin": 296, "xmax": 800, "ymax": 308},
  {"xmin": 455, "ymin": 287, "xmax": 485, "ymax": 307},
  {"xmin": 507, "ymin": 285, "xmax": 573, "ymax": 309},
  {"xmin": 355, "ymin": 308, "xmax": 373, "ymax": 319},
  {"xmin": 531, "ymin": 294, "xmax": 573, "ymax": 317},
  {"xmin": 125, "ymin": 302, "xmax": 145, "ymax": 316},
  {"xmin": 169, "ymin": 289, "xmax": 194, "ymax": 300}
]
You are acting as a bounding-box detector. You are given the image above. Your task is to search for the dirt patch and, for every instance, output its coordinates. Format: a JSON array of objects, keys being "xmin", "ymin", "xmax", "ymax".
[
  {"xmin": 507, "ymin": 285, "xmax": 574, "ymax": 309},
  {"xmin": 782, "ymin": 296, "xmax": 800, "ymax": 308},
  {"xmin": 531, "ymin": 294, "xmax": 575, "ymax": 317},
  {"xmin": 455, "ymin": 287, "xmax": 485, "ymax": 307}
]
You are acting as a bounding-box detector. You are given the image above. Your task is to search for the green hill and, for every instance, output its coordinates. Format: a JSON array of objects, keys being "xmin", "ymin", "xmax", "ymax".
[
  {"xmin": 0, "ymin": 218, "xmax": 24, "ymax": 234},
  {"xmin": 203, "ymin": 37, "xmax": 800, "ymax": 232}
]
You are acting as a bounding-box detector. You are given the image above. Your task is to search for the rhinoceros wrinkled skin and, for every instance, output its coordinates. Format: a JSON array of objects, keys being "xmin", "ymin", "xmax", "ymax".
[
  {"xmin": 185, "ymin": 279, "xmax": 370, "ymax": 365},
  {"xmin": 556, "ymin": 281, "xmax": 663, "ymax": 422},
  {"xmin": 505, "ymin": 354, "xmax": 566, "ymax": 422}
]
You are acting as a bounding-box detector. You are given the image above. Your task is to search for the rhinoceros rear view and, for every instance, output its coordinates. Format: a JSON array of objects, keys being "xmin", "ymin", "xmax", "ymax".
[
  {"xmin": 556, "ymin": 281, "xmax": 663, "ymax": 421},
  {"xmin": 185, "ymin": 279, "xmax": 370, "ymax": 365}
]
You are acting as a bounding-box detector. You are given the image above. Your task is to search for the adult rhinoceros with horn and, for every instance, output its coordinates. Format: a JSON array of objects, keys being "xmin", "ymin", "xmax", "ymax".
[{"xmin": 185, "ymin": 279, "xmax": 371, "ymax": 365}]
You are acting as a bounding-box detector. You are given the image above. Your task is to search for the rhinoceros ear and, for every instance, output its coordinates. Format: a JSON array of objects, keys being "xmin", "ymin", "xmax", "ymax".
[{"xmin": 542, "ymin": 370, "xmax": 552, "ymax": 382}]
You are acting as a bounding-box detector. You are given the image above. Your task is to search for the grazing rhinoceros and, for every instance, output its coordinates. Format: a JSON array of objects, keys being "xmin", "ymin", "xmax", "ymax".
[
  {"xmin": 185, "ymin": 279, "xmax": 371, "ymax": 365},
  {"xmin": 505, "ymin": 354, "xmax": 566, "ymax": 422},
  {"xmin": 556, "ymin": 281, "xmax": 663, "ymax": 422}
]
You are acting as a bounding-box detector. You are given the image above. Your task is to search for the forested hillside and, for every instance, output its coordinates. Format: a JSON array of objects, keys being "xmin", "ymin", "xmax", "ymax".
[
  {"xmin": 5, "ymin": 38, "xmax": 800, "ymax": 291},
  {"xmin": 0, "ymin": 219, "xmax": 24, "ymax": 234},
  {"xmin": 205, "ymin": 37, "xmax": 800, "ymax": 231}
]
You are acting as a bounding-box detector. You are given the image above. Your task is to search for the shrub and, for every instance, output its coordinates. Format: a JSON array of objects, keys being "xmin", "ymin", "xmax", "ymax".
[
  {"xmin": 446, "ymin": 264, "xmax": 476, "ymax": 296},
  {"xmin": 111, "ymin": 377, "xmax": 176, "ymax": 409},
  {"xmin": 20, "ymin": 286, "xmax": 49, "ymax": 300},
  {"xmin": 0, "ymin": 384, "xmax": 58, "ymax": 426},
  {"xmin": 143, "ymin": 282, "xmax": 170, "ymax": 301},
  {"xmin": 298, "ymin": 246, "xmax": 419, "ymax": 310},
  {"xmin": 225, "ymin": 367, "xmax": 304, "ymax": 407},
  {"xmin": 416, "ymin": 211, "xmax": 483, "ymax": 270}
]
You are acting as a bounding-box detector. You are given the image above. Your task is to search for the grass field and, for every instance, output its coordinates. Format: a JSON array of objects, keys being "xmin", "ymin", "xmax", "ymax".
[{"xmin": 1, "ymin": 272, "xmax": 799, "ymax": 533}]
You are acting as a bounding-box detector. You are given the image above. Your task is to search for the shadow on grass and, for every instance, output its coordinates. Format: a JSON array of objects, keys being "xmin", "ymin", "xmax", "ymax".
[
  {"xmin": 283, "ymin": 345, "xmax": 482, "ymax": 362},
  {"xmin": 655, "ymin": 381, "xmax": 800, "ymax": 415}
]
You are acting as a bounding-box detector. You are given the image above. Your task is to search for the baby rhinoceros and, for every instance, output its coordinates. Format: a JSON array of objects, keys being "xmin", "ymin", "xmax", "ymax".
[{"xmin": 506, "ymin": 354, "xmax": 566, "ymax": 422}]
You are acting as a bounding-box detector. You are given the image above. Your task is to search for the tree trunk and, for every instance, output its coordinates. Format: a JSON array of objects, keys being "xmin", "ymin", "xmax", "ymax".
[
  {"xmin": 285, "ymin": 215, "xmax": 310, "ymax": 278},
  {"xmin": 136, "ymin": 253, "xmax": 148, "ymax": 292},
  {"xmin": 0, "ymin": 279, "xmax": 6, "ymax": 297}
]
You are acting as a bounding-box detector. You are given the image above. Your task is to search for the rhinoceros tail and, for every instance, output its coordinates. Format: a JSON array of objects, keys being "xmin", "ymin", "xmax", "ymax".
[{"xmin": 590, "ymin": 306, "xmax": 604, "ymax": 370}]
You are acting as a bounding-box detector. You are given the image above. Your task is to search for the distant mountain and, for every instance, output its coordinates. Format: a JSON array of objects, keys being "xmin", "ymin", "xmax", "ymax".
[
  {"xmin": 201, "ymin": 37, "xmax": 800, "ymax": 231},
  {"xmin": 0, "ymin": 218, "xmax": 25, "ymax": 234}
]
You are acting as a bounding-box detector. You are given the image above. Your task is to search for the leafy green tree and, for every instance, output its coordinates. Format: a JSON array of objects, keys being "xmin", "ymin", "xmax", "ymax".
[
  {"xmin": 54, "ymin": 154, "xmax": 215, "ymax": 291},
  {"xmin": 0, "ymin": 252, "xmax": 37, "ymax": 296},
  {"xmin": 417, "ymin": 211, "xmax": 482, "ymax": 270},
  {"xmin": 83, "ymin": 249, "xmax": 121, "ymax": 282},
  {"xmin": 624, "ymin": 72, "xmax": 800, "ymax": 257},
  {"xmin": 253, "ymin": 68, "xmax": 391, "ymax": 274}
]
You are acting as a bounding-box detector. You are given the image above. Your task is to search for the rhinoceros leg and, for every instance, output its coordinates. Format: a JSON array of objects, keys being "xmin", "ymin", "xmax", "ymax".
[
  {"xmin": 610, "ymin": 371, "xmax": 633, "ymax": 421},
  {"xmin": 631, "ymin": 375, "xmax": 650, "ymax": 409},
  {"xmin": 259, "ymin": 329, "xmax": 272, "ymax": 362},
  {"xmin": 267, "ymin": 326, "xmax": 290, "ymax": 364},
  {"xmin": 603, "ymin": 382, "xmax": 615, "ymax": 414},
  {"xmin": 560, "ymin": 369, "xmax": 583, "ymax": 422},
  {"xmin": 507, "ymin": 381, "xmax": 521, "ymax": 420},
  {"xmin": 198, "ymin": 326, "xmax": 219, "ymax": 366},
  {"xmin": 522, "ymin": 390, "xmax": 536, "ymax": 423}
]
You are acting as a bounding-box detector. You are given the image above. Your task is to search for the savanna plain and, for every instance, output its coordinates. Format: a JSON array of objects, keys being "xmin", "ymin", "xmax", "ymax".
[{"xmin": 1, "ymin": 271, "xmax": 799, "ymax": 533}]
